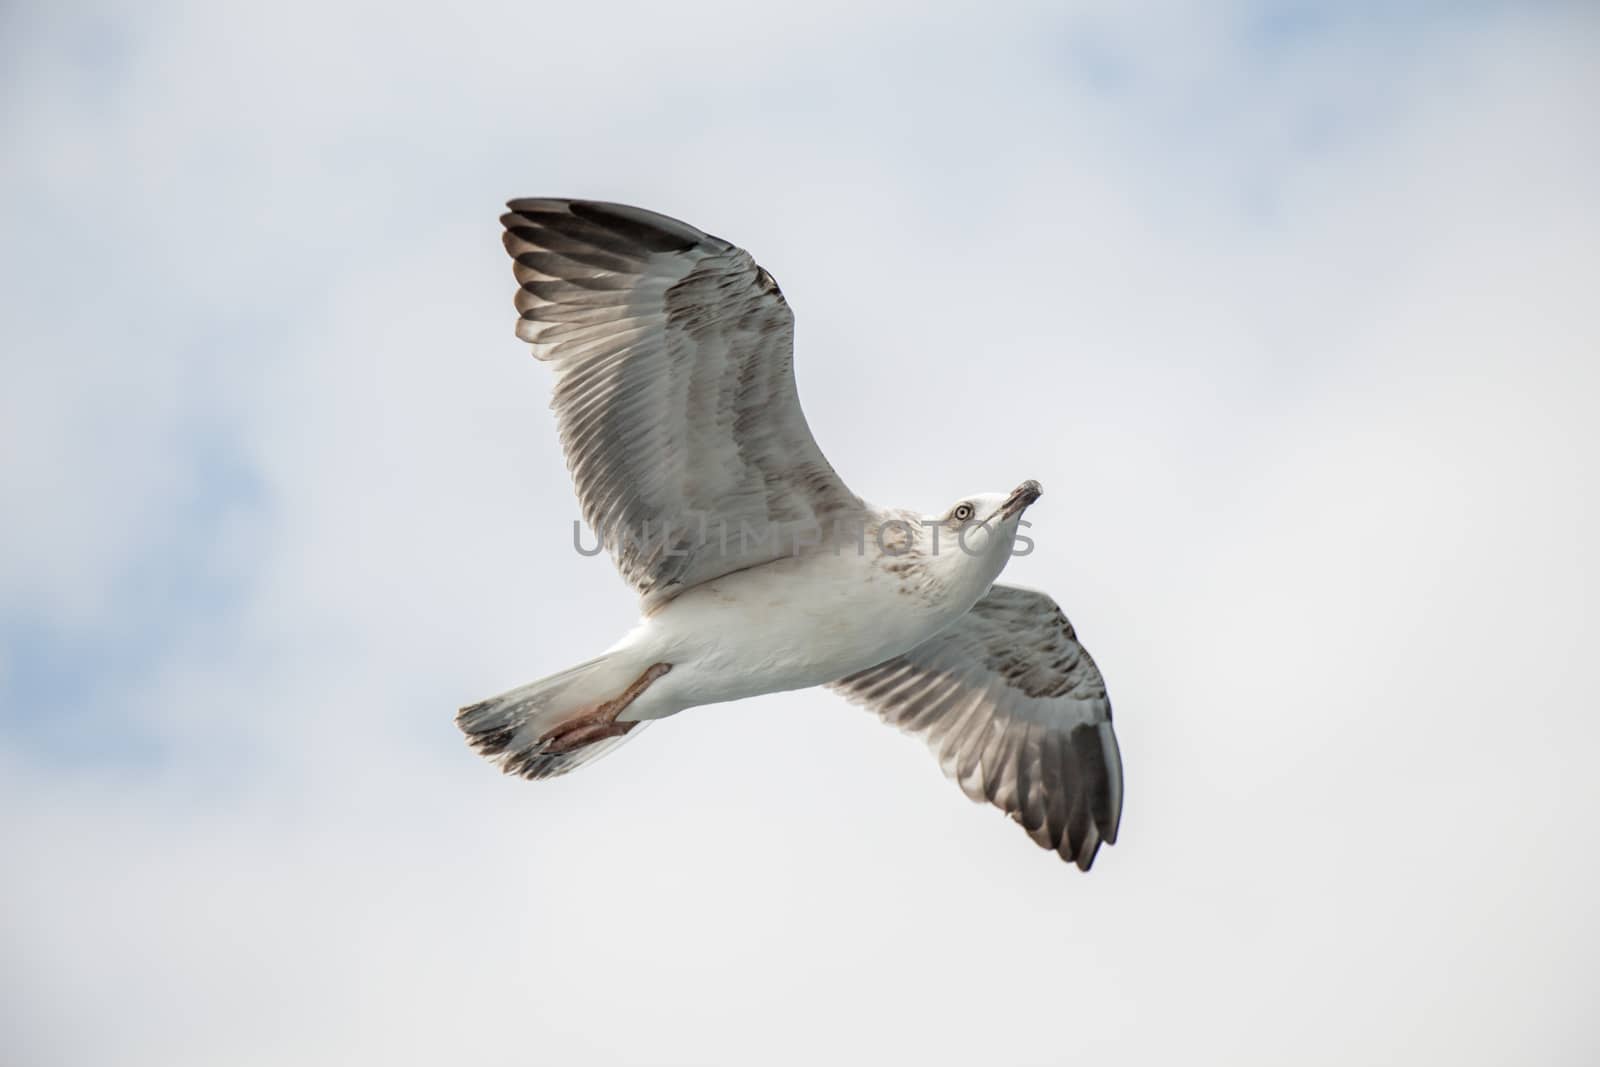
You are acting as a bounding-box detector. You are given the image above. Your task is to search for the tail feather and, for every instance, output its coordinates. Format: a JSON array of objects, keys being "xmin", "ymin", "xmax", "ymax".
[{"xmin": 457, "ymin": 652, "xmax": 651, "ymax": 779}]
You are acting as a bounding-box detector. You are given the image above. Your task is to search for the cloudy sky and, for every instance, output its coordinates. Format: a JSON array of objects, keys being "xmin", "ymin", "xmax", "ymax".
[{"xmin": 2, "ymin": 2, "xmax": 1596, "ymax": 1064}]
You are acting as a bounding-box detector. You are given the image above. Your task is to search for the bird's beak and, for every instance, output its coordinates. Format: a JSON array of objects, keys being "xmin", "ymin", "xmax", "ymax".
[{"xmin": 1000, "ymin": 479, "xmax": 1043, "ymax": 520}]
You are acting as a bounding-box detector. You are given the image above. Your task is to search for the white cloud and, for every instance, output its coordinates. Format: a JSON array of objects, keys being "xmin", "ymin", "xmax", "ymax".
[{"xmin": 2, "ymin": 3, "xmax": 1597, "ymax": 1064}]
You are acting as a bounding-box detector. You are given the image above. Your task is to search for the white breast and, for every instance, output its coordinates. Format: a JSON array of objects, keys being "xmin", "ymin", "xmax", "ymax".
[{"xmin": 614, "ymin": 549, "xmax": 968, "ymax": 719}]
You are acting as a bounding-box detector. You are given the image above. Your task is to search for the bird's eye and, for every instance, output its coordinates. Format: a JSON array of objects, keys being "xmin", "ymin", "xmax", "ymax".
[{"xmin": 952, "ymin": 503, "xmax": 975, "ymax": 522}]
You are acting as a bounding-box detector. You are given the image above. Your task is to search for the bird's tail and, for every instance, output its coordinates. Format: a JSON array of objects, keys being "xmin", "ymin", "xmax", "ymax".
[{"xmin": 456, "ymin": 651, "xmax": 664, "ymax": 780}]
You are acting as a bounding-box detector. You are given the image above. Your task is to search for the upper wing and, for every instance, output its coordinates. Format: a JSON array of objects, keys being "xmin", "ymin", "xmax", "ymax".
[
  {"xmin": 829, "ymin": 584, "xmax": 1124, "ymax": 870},
  {"xmin": 501, "ymin": 199, "xmax": 865, "ymax": 609}
]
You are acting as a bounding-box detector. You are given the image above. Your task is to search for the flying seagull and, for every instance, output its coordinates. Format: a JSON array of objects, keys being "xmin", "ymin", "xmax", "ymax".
[{"xmin": 458, "ymin": 199, "xmax": 1124, "ymax": 870}]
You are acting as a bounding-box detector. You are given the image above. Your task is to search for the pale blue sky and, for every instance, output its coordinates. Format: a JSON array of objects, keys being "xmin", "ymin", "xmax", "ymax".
[{"xmin": 2, "ymin": 2, "xmax": 1597, "ymax": 1064}]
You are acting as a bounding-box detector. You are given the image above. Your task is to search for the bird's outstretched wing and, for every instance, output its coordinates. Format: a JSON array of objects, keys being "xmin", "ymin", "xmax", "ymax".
[
  {"xmin": 501, "ymin": 199, "xmax": 865, "ymax": 609},
  {"xmin": 829, "ymin": 584, "xmax": 1124, "ymax": 870}
]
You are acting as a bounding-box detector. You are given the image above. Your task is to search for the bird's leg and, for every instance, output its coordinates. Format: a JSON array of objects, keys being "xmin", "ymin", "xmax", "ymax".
[{"xmin": 543, "ymin": 663, "xmax": 672, "ymax": 753}]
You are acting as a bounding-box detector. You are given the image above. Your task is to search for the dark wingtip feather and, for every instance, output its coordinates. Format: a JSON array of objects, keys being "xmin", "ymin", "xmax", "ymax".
[{"xmin": 503, "ymin": 198, "xmax": 703, "ymax": 255}]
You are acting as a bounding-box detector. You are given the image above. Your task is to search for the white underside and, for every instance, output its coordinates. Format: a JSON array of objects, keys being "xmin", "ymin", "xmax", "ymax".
[{"xmin": 609, "ymin": 549, "xmax": 993, "ymax": 722}]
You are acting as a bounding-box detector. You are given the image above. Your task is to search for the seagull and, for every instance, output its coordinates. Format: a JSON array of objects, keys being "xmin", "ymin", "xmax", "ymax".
[{"xmin": 458, "ymin": 199, "xmax": 1124, "ymax": 869}]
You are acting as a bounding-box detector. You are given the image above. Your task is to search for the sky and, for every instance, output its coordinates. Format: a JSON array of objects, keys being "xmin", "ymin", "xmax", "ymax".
[{"xmin": 1, "ymin": 1, "xmax": 1597, "ymax": 1064}]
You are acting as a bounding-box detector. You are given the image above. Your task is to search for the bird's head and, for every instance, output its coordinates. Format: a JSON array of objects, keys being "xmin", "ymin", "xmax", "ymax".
[{"xmin": 918, "ymin": 479, "xmax": 1042, "ymax": 594}]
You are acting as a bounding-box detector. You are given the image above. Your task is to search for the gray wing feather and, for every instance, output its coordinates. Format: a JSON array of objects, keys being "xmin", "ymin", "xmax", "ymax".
[
  {"xmin": 829, "ymin": 584, "xmax": 1124, "ymax": 871},
  {"xmin": 502, "ymin": 199, "xmax": 865, "ymax": 608}
]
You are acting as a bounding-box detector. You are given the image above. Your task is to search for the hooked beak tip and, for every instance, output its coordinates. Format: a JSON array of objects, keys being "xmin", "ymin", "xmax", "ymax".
[{"xmin": 1002, "ymin": 479, "xmax": 1043, "ymax": 519}]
